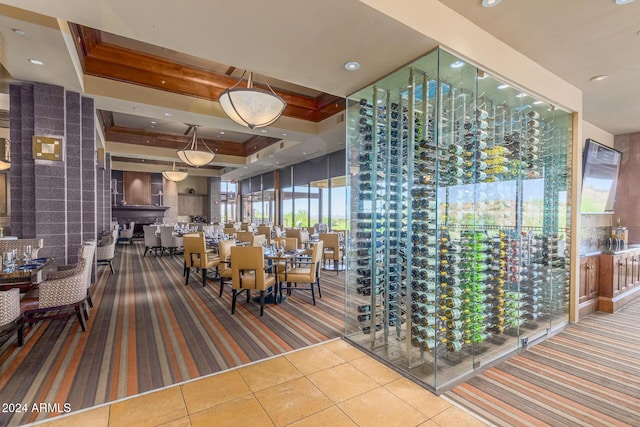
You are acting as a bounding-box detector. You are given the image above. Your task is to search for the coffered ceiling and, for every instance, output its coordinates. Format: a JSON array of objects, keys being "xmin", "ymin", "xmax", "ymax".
[{"xmin": 0, "ymin": 0, "xmax": 638, "ymax": 182}]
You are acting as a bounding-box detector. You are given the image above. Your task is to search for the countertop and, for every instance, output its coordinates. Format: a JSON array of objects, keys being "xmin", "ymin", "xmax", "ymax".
[{"xmin": 581, "ymin": 244, "xmax": 640, "ymax": 257}]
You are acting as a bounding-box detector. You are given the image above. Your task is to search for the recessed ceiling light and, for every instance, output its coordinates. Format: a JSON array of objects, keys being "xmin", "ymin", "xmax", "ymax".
[
  {"xmin": 163, "ymin": 112, "xmax": 172, "ymax": 116},
  {"xmin": 28, "ymin": 59, "xmax": 44, "ymax": 65},
  {"xmin": 219, "ymin": 131, "xmax": 225, "ymax": 135},
  {"xmin": 450, "ymin": 61, "xmax": 465, "ymax": 68},
  {"xmin": 151, "ymin": 121, "xmax": 157, "ymax": 124},
  {"xmin": 344, "ymin": 61, "xmax": 360, "ymax": 71},
  {"xmin": 497, "ymin": 84, "xmax": 509, "ymax": 89},
  {"xmin": 615, "ymin": 0, "xmax": 634, "ymax": 5},
  {"xmin": 12, "ymin": 28, "xmax": 26, "ymax": 36},
  {"xmin": 590, "ymin": 74, "xmax": 608, "ymax": 81},
  {"xmin": 282, "ymin": 133, "xmax": 287, "ymax": 136},
  {"xmin": 482, "ymin": 0, "xmax": 502, "ymax": 7}
]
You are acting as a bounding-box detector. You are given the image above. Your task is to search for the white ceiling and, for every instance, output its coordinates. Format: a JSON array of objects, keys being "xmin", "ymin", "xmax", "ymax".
[{"xmin": 0, "ymin": 0, "xmax": 638, "ymax": 181}]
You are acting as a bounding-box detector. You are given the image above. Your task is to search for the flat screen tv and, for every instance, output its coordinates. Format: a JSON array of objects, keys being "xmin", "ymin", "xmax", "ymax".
[{"xmin": 581, "ymin": 139, "xmax": 622, "ymax": 214}]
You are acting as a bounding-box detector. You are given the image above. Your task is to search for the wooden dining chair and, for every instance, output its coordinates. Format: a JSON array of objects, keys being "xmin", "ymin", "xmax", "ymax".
[
  {"xmin": 184, "ymin": 233, "xmax": 220, "ymax": 289},
  {"xmin": 278, "ymin": 240, "xmax": 324, "ymax": 305},
  {"xmin": 230, "ymin": 246, "xmax": 276, "ymax": 316},
  {"xmin": 217, "ymin": 239, "xmax": 236, "ymax": 297}
]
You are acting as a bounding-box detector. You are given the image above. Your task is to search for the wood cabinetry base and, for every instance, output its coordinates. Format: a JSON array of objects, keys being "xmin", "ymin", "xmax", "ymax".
[
  {"xmin": 579, "ymin": 298, "xmax": 599, "ymax": 319},
  {"xmin": 598, "ymin": 285, "xmax": 640, "ymax": 313}
]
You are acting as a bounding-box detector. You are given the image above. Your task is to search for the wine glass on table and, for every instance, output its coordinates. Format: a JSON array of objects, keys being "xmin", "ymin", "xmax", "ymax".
[{"xmin": 23, "ymin": 245, "xmax": 32, "ymax": 264}]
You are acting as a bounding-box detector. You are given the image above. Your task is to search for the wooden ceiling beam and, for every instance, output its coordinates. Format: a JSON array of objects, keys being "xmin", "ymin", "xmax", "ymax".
[{"xmin": 72, "ymin": 24, "xmax": 345, "ymax": 122}]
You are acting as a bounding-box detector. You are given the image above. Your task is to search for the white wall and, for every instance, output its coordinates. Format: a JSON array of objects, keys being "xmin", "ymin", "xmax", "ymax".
[{"xmin": 583, "ymin": 120, "xmax": 614, "ymax": 148}]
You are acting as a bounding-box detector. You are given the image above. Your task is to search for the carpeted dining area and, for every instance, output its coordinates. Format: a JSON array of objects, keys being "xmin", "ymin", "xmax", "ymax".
[
  {"xmin": 0, "ymin": 242, "xmax": 345, "ymax": 426},
  {"xmin": 445, "ymin": 298, "xmax": 640, "ymax": 427}
]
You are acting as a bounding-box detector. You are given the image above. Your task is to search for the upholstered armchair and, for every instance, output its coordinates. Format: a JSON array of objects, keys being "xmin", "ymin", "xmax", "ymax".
[
  {"xmin": 278, "ymin": 240, "xmax": 324, "ymax": 305},
  {"xmin": 217, "ymin": 239, "xmax": 236, "ymax": 297},
  {"xmin": 236, "ymin": 231, "xmax": 254, "ymax": 244},
  {"xmin": 97, "ymin": 228, "xmax": 118, "ymax": 274},
  {"xmin": 143, "ymin": 225, "xmax": 162, "ymax": 256},
  {"xmin": 160, "ymin": 226, "xmax": 183, "ymax": 256},
  {"xmin": 230, "ymin": 246, "xmax": 276, "ymax": 316},
  {"xmin": 21, "ymin": 241, "xmax": 97, "ymax": 332},
  {"xmin": 319, "ymin": 233, "xmax": 344, "ymax": 274},
  {"xmin": 184, "ymin": 233, "xmax": 220, "ymax": 289},
  {"xmin": 0, "ymin": 288, "xmax": 24, "ymax": 346},
  {"xmin": 119, "ymin": 221, "xmax": 135, "ymax": 243}
]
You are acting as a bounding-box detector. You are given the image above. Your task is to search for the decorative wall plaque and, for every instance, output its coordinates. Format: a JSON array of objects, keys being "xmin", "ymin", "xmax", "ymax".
[{"xmin": 32, "ymin": 136, "xmax": 63, "ymax": 161}]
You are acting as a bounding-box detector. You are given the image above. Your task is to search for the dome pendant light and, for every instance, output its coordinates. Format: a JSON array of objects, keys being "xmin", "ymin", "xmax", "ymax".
[
  {"xmin": 162, "ymin": 162, "xmax": 188, "ymax": 182},
  {"xmin": 176, "ymin": 125, "xmax": 215, "ymax": 167},
  {"xmin": 219, "ymin": 71, "xmax": 287, "ymax": 129}
]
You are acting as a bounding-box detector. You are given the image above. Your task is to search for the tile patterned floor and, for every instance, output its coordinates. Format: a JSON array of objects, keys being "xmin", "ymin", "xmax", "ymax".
[{"xmin": 31, "ymin": 339, "xmax": 489, "ymax": 427}]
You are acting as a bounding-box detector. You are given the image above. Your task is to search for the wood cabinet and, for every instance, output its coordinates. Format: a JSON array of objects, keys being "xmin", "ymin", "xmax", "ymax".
[
  {"xmin": 579, "ymin": 255, "xmax": 599, "ymax": 318},
  {"xmin": 598, "ymin": 249, "xmax": 640, "ymax": 313}
]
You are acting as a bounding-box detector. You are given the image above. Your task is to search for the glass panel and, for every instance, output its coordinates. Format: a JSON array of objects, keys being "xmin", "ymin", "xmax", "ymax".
[
  {"xmin": 241, "ymin": 193, "xmax": 252, "ymax": 223},
  {"xmin": 282, "ymin": 186, "xmax": 294, "ymax": 228},
  {"xmin": 263, "ymin": 189, "xmax": 275, "ymax": 224},
  {"xmin": 251, "ymin": 191, "xmax": 265, "ymax": 224},
  {"xmin": 310, "ymin": 185, "xmax": 321, "ymax": 227},
  {"xmin": 345, "ymin": 47, "xmax": 573, "ymax": 392},
  {"xmin": 293, "ymin": 185, "xmax": 309, "ymax": 227},
  {"xmin": 330, "ymin": 176, "xmax": 347, "ymax": 231}
]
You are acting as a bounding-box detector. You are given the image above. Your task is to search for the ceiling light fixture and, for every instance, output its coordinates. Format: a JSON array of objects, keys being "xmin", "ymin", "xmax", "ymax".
[
  {"xmin": 590, "ymin": 74, "xmax": 608, "ymax": 81},
  {"xmin": 162, "ymin": 162, "xmax": 188, "ymax": 182},
  {"xmin": 28, "ymin": 59, "xmax": 44, "ymax": 65},
  {"xmin": 344, "ymin": 61, "xmax": 360, "ymax": 71},
  {"xmin": 12, "ymin": 29, "xmax": 25, "ymax": 36},
  {"xmin": 177, "ymin": 125, "xmax": 215, "ymax": 167},
  {"xmin": 533, "ymin": 100, "xmax": 544, "ymax": 105},
  {"xmin": 482, "ymin": 0, "xmax": 502, "ymax": 7},
  {"xmin": 219, "ymin": 71, "xmax": 286, "ymax": 129},
  {"xmin": 615, "ymin": 0, "xmax": 634, "ymax": 4}
]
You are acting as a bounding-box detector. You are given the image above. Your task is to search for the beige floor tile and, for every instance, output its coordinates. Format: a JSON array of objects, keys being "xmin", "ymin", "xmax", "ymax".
[
  {"xmin": 254, "ymin": 377, "xmax": 333, "ymax": 426},
  {"xmin": 237, "ymin": 356, "xmax": 303, "ymax": 392},
  {"xmin": 37, "ymin": 406, "xmax": 110, "ymax": 427},
  {"xmin": 287, "ymin": 406, "xmax": 358, "ymax": 427},
  {"xmin": 430, "ymin": 405, "xmax": 489, "ymax": 427},
  {"xmin": 285, "ymin": 344, "xmax": 346, "ymax": 375},
  {"xmin": 417, "ymin": 420, "xmax": 440, "ymax": 427},
  {"xmin": 307, "ymin": 362, "xmax": 379, "ymax": 403},
  {"xmin": 348, "ymin": 355, "xmax": 402, "ymax": 385},
  {"xmin": 189, "ymin": 394, "xmax": 274, "ymax": 427},
  {"xmin": 181, "ymin": 370, "xmax": 251, "ymax": 413},
  {"xmin": 109, "ymin": 386, "xmax": 187, "ymax": 427},
  {"xmin": 156, "ymin": 416, "xmax": 192, "ymax": 427},
  {"xmin": 384, "ymin": 377, "xmax": 451, "ymax": 418},
  {"xmin": 338, "ymin": 387, "xmax": 428, "ymax": 427},
  {"xmin": 322, "ymin": 339, "xmax": 366, "ymax": 362}
]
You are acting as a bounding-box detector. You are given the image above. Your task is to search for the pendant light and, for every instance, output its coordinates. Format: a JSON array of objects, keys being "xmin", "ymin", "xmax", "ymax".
[
  {"xmin": 177, "ymin": 125, "xmax": 215, "ymax": 167},
  {"xmin": 219, "ymin": 71, "xmax": 287, "ymax": 129},
  {"xmin": 162, "ymin": 162, "xmax": 188, "ymax": 182}
]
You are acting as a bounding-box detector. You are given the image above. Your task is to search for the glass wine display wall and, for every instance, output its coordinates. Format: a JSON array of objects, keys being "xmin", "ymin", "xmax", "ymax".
[{"xmin": 345, "ymin": 48, "xmax": 573, "ymax": 391}]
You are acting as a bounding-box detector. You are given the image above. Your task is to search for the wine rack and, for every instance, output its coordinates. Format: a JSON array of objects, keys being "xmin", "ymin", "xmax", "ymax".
[{"xmin": 345, "ymin": 48, "xmax": 572, "ymax": 391}]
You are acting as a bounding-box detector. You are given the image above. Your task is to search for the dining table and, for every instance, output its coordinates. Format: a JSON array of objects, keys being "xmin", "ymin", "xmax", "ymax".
[{"xmin": 0, "ymin": 257, "xmax": 54, "ymax": 293}]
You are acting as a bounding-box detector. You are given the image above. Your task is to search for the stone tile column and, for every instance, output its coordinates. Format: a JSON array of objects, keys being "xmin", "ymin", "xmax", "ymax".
[
  {"xmin": 207, "ymin": 176, "xmax": 221, "ymax": 223},
  {"xmin": 10, "ymin": 82, "xmax": 97, "ymax": 263}
]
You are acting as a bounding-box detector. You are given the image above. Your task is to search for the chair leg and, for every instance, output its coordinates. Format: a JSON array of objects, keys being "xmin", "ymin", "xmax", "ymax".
[
  {"xmin": 335, "ymin": 260, "xmax": 339, "ymax": 275},
  {"xmin": 109, "ymin": 260, "xmax": 114, "ymax": 274},
  {"xmin": 185, "ymin": 268, "xmax": 190, "ymax": 285},
  {"xmin": 317, "ymin": 277, "xmax": 322, "ymax": 299},
  {"xmin": 259, "ymin": 290, "xmax": 265, "ymax": 316},
  {"xmin": 202, "ymin": 268, "xmax": 207, "ymax": 287},
  {"xmin": 87, "ymin": 292, "xmax": 94, "ymax": 308},
  {"xmin": 231, "ymin": 290, "xmax": 238, "ymax": 314},
  {"xmin": 83, "ymin": 301, "xmax": 90, "ymax": 321},
  {"xmin": 219, "ymin": 277, "xmax": 224, "ymax": 297},
  {"xmin": 17, "ymin": 319, "xmax": 24, "ymax": 347},
  {"xmin": 75, "ymin": 304, "xmax": 87, "ymax": 332}
]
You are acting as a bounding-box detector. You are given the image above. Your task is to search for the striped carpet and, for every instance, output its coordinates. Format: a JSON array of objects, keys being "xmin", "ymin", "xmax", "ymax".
[
  {"xmin": 0, "ymin": 242, "xmax": 345, "ymax": 426},
  {"xmin": 446, "ymin": 299, "xmax": 640, "ymax": 427}
]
